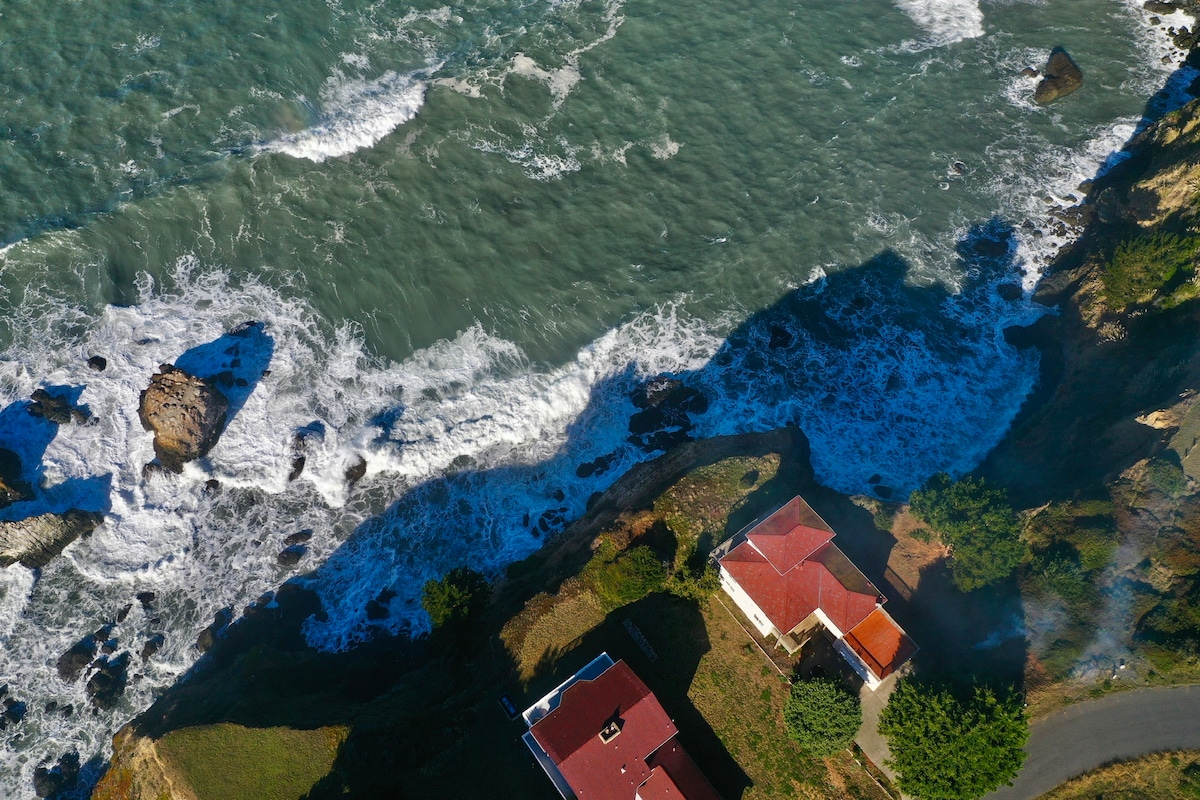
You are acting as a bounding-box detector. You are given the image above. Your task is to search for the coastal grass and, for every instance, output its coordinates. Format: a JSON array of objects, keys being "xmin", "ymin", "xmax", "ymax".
[
  {"xmin": 1038, "ymin": 749, "xmax": 1200, "ymax": 799},
  {"xmin": 154, "ymin": 723, "xmax": 348, "ymax": 800}
]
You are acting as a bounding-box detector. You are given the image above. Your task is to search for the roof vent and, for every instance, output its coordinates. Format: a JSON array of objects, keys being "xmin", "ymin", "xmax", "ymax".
[{"xmin": 599, "ymin": 720, "xmax": 622, "ymax": 743}]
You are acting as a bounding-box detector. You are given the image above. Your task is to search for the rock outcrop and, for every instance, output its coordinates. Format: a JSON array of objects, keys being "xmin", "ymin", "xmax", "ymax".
[
  {"xmin": 0, "ymin": 448, "xmax": 33, "ymax": 508},
  {"xmin": 138, "ymin": 365, "xmax": 229, "ymax": 472},
  {"xmin": 1034, "ymin": 47, "xmax": 1083, "ymax": 104},
  {"xmin": 0, "ymin": 510, "xmax": 104, "ymax": 568},
  {"xmin": 28, "ymin": 389, "xmax": 90, "ymax": 425}
]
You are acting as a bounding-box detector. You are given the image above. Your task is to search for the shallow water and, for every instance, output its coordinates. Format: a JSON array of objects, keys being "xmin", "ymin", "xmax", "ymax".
[{"xmin": 0, "ymin": 0, "xmax": 1191, "ymax": 794}]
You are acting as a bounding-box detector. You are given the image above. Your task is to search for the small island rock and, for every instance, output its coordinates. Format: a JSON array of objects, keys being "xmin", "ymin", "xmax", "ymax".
[
  {"xmin": 138, "ymin": 365, "xmax": 229, "ymax": 473},
  {"xmin": 1034, "ymin": 48, "xmax": 1083, "ymax": 104}
]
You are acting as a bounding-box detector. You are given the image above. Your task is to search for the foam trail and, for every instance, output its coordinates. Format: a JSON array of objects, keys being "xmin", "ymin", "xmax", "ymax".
[
  {"xmin": 895, "ymin": 0, "xmax": 984, "ymax": 47},
  {"xmin": 264, "ymin": 71, "xmax": 427, "ymax": 162}
]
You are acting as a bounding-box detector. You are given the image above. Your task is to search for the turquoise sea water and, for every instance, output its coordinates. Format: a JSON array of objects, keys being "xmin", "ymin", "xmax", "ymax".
[{"xmin": 0, "ymin": 0, "xmax": 1191, "ymax": 793}]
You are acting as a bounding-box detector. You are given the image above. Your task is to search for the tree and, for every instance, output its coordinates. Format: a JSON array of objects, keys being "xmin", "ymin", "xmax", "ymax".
[
  {"xmin": 783, "ymin": 677, "xmax": 862, "ymax": 757},
  {"xmin": 909, "ymin": 473, "xmax": 1026, "ymax": 591},
  {"xmin": 878, "ymin": 680, "xmax": 1028, "ymax": 800},
  {"xmin": 421, "ymin": 566, "xmax": 489, "ymax": 629}
]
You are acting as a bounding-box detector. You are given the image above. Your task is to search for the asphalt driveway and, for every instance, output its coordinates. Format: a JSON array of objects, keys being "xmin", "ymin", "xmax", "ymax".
[{"xmin": 985, "ymin": 685, "xmax": 1200, "ymax": 800}]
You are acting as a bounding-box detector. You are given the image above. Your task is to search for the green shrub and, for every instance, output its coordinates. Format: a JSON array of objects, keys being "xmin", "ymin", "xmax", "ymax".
[
  {"xmin": 782, "ymin": 677, "xmax": 862, "ymax": 757},
  {"xmin": 873, "ymin": 508, "xmax": 895, "ymax": 532},
  {"xmin": 1028, "ymin": 554, "xmax": 1097, "ymax": 611},
  {"xmin": 422, "ymin": 567, "xmax": 490, "ymax": 629},
  {"xmin": 879, "ymin": 680, "xmax": 1028, "ymax": 800},
  {"xmin": 909, "ymin": 473, "xmax": 1026, "ymax": 591},
  {"xmin": 585, "ymin": 544, "xmax": 668, "ymax": 610},
  {"xmin": 1180, "ymin": 761, "xmax": 1200, "ymax": 798},
  {"xmin": 1147, "ymin": 457, "xmax": 1188, "ymax": 498},
  {"xmin": 1102, "ymin": 232, "xmax": 1200, "ymax": 309},
  {"xmin": 911, "ymin": 528, "xmax": 933, "ymax": 543}
]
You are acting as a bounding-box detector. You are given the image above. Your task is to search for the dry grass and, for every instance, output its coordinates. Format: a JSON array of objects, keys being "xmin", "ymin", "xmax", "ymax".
[
  {"xmin": 882, "ymin": 509, "xmax": 945, "ymax": 597},
  {"xmin": 1038, "ymin": 750, "xmax": 1200, "ymax": 799},
  {"xmin": 503, "ymin": 583, "xmax": 606, "ymax": 682}
]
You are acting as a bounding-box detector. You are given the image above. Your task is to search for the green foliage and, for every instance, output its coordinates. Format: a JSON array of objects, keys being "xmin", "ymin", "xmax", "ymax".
[
  {"xmin": 873, "ymin": 507, "xmax": 895, "ymax": 532},
  {"xmin": 909, "ymin": 473, "xmax": 1026, "ymax": 591},
  {"xmin": 1181, "ymin": 761, "xmax": 1200, "ymax": 798},
  {"xmin": 1147, "ymin": 457, "xmax": 1188, "ymax": 498},
  {"xmin": 911, "ymin": 527, "xmax": 933, "ymax": 544},
  {"xmin": 667, "ymin": 561, "xmax": 720, "ymax": 602},
  {"xmin": 585, "ymin": 543, "xmax": 668, "ymax": 610},
  {"xmin": 879, "ymin": 681, "xmax": 1028, "ymax": 800},
  {"xmin": 421, "ymin": 566, "xmax": 490, "ymax": 629},
  {"xmin": 782, "ymin": 677, "xmax": 862, "ymax": 757},
  {"xmin": 156, "ymin": 724, "xmax": 347, "ymax": 800},
  {"xmin": 1102, "ymin": 232, "xmax": 1200, "ymax": 309},
  {"xmin": 1028, "ymin": 553, "xmax": 1097, "ymax": 610}
]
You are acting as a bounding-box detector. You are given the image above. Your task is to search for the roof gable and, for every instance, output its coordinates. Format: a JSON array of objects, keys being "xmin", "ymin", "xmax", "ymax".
[{"xmin": 745, "ymin": 497, "xmax": 835, "ymax": 573}]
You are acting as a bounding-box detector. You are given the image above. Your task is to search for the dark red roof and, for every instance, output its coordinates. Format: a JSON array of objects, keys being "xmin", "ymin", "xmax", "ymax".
[
  {"xmin": 643, "ymin": 736, "xmax": 722, "ymax": 800},
  {"xmin": 531, "ymin": 661, "xmax": 712, "ymax": 799},
  {"xmin": 844, "ymin": 608, "xmax": 917, "ymax": 680},
  {"xmin": 745, "ymin": 496, "xmax": 835, "ymax": 573}
]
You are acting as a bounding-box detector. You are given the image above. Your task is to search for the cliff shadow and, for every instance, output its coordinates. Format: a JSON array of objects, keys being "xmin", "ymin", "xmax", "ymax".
[{"xmin": 174, "ymin": 320, "xmax": 274, "ymax": 425}]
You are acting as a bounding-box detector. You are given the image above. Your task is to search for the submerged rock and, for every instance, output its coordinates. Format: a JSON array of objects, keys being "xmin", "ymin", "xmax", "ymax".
[
  {"xmin": 345, "ymin": 455, "xmax": 367, "ymax": 487},
  {"xmin": 0, "ymin": 510, "xmax": 104, "ymax": 568},
  {"xmin": 86, "ymin": 652, "xmax": 130, "ymax": 710},
  {"xmin": 627, "ymin": 375, "xmax": 709, "ymax": 453},
  {"xmin": 57, "ymin": 635, "xmax": 100, "ymax": 683},
  {"xmin": 196, "ymin": 607, "xmax": 233, "ymax": 653},
  {"xmin": 28, "ymin": 388, "xmax": 90, "ymax": 425},
  {"xmin": 87, "ymin": 355, "xmax": 107, "ymax": 372},
  {"xmin": 33, "ymin": 752, "xmax": 80, "ymax": 798},
  {"xmin": 0, "ymin": 448, "xmax": 33, "ymax": 509},
  {"xmin": 138, "ymin": 365, "xmax": 230, "ymax": 473},
  {"xmin": 1034, "ymin": 47, "xmax": 1083, "ymax": 104}
]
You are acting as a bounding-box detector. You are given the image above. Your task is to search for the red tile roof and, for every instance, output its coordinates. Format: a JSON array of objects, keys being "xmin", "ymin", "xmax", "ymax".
[
  {"xmin": 745, "ymin": 496, "xmax": 835, "ymax": 573},
  {"xmin": 643, "ymin": 737, "xmax": 722, "ymax": 800},
  {"xmin": 529, "ymin": 660, "xmax": 719, "ymax": 799},
  {"xmin": 844, "ymin": 608, "xmax": 918, "ymax": 680},
  {"xmin": 720, "ymin": 541, "xmax": 879, "ymax": 635}
]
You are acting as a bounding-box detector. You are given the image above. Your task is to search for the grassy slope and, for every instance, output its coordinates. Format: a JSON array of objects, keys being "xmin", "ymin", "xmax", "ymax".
[
  {"xmin": 155, "ymin": 725, "xmax": 348, "ymax": 800},
  {"xmin": 1037, "ymin": 750, "xmax": 1200, "ymax": 799}
]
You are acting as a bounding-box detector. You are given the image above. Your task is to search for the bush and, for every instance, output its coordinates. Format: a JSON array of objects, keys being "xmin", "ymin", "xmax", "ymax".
[
  {"xmin": 874, "ymin": 508, "xmax": 896, "ymax": 532},
  {"xmin": 909, "ymin": 473, "xmax": 1026, "ymax": 591},
  {"xmin": 585, "ymin": 544, "xmax": 668, "ymax": 610},
  {"xmin": 782, "ymin": 677, "xmax": 862, "ymax": 757},
  {"xmin": 879, "ymin": 680, "xmax": 1028, "ymax": 800},
  {"xmin": 1102, "ymin": 232, "xmax": 1199, "ymax": 309},
  {"xmin": 1147, "ymin": 457, "xmax": 1188, "ymax": 498},
  {"xmin": 421, "ymin": 567, "xmax": 490, "ymax": 629}
]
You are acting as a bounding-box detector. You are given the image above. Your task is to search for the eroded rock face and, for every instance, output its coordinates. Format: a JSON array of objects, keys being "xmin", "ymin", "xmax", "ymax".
[
  {"xmin": 0, "ymin": 448, "xmax": 33, "ymax": 509},
  {"xmin": 0, "ymin": 510, "xmax": 104, "ymax": 569},
  {"xmin": 1034, "ymin": 47, "xmax": 1083, "ymax": 104},
  {"xmin": 138, "ymin": 365, "xmax": 229, "ymax": 472}
]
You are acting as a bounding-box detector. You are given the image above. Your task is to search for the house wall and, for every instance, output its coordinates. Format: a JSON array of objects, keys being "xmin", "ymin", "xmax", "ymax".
[
  {"xmin": 833, "ymin": 637, "xmax": 882, "ymax": 691},
  {"xmin": 718, "ymin": 566, "xmax": 779, "ymax": 639}
]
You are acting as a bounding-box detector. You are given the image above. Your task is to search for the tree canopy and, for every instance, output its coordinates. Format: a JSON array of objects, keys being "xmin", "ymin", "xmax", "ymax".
[
  {"xmin": 782, "ymin": 677, "xmax": 862, "ymax": 757},
  {"xmin": 878, "ymin": 680, "xmax": 1028, "ymax": 800},
  {"xmin": 909, "ymin": 473, "xmax": 1026, "ymax": 591},
  {"xmin": 421, "ymin": 566, "xmax": 490, "ymax": 629}
]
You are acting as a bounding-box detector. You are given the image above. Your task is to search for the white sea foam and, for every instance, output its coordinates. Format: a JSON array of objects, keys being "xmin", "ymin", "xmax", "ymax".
[
  {"xmin": 894, "ymin": 0, "xmax": 984, "ymax": 48},
  {"xmin": 263, "ymin": 70, "xmax": 427, "ymax": 162}
]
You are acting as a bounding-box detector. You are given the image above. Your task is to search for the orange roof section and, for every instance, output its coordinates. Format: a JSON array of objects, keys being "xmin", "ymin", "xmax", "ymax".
[{"xmin": 844, "ymin": 608, "xmax": 918, "ymax": 681}]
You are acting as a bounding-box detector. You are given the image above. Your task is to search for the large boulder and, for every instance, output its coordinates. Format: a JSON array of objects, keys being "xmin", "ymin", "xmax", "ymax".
[
  {"xmin": 1034, "ymin": 47, "xmax": 1083, "ymax": 104},
  {"xmin": 0, "ymin": 448, "xmax": 32, "ymax": 508},
  {"xmin": 0, "ymin": 510, "xmax": 104, "ymax": 568},
  {"xmin": 138, "ymin": 365, "xmax": 229, "ymax": 472}
]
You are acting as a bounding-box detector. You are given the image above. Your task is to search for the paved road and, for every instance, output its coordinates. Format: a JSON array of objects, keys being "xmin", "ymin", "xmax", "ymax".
[{"xmin": 986, "ymin": 685, "xmax": 1200, "ymax": 800}]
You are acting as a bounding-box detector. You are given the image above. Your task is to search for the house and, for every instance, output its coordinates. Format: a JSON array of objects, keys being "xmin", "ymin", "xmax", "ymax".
[
  {"xmin": 522, "ymin": 653, "xmax": 721, "ymax": 800},
  {"xmin": 713, "ymin": 497, "xmax": 916, "ymax": 690}
]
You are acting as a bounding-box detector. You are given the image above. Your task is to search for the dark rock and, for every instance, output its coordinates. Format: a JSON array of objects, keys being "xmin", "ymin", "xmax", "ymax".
[
  {"xmin": 631, "ymin": 375, "xmax": 682, "ymax": 409},
  {"xmin": 288, "ymin": 424, "xmax": 324, "ymax": 482},
  {"xmin": 284, "ymin": 529, "xmax": 313, "ymax": 546},
  {"xmin": 0, "ymin": 510, "xmax": 105, "ymax": 568},
  {"xmin": 345, "ymin": 455, "xmax": 367, "ymax": 487},
  {"xmin": 3, "ymin": 697, "xmax": 26, "ymax": 725},
  {"xmin": 1145, "ymin": 0, "xmax": 1178, "ymax": 11},
  {"xmin": 1034, "ymin": 47, "xmax": 1083, "ymax": 105},
  {"xmin": 767, "ymin": 324, "xmax": 794, "ymax": 350},
  {"xmin": 971, "ymin": 235, "xmax": 1010, "ymax": 259},
  {"xmin": 141, "ymin": 462, "xmax": 174, "ymax": 481},
  {"xmin": 116, "ymin": 604, "xmax": 132, "ymax": 623},
  {"xmin": 287, "ymin": 456, "xmax": 306, "ymax": 482},
  {"xmin": 997, "ymin": 283, "xmax": 1024, "ymax": 301},
  {"xmin": 0, "ymin": 448, "xmax": 33, "ymax": 508},
  {"xmin": 628, "ymin": 376, "xmax": 708, "ymax": 453},
  {"xmin": 87, "ymin": 355, "xmax": 107, "ymax": 372},
  {"xmin": 100, "ymin": 638, "xmax": 117, "ymax": 655},
  {"xmin": 140, "ymin": 634, "xmax": 164, "ymax": 662},
  {"xmin": 874, "ymin": 485, "xmax": 894, "ymax": 499},
  {"xmin": 1021, "ymin": 67, "xmax": 1039, "ymax": 78},
  {"xmin": 138, "ymin": 365, "xmax": 230, "ymax": 473},
  {"xmin": 135, "ymin": 591, "xmax": 156, "ymax": 610},
  {"xmin": 57, "ymin": 633, "xmax": 100, "ymax": 683},
  {"xmin": 586, "ymin": 491, "xmax": 603, "ymax": 511},
  {"xmin": 576, "ymin": 453, "xmax": 615, "ymax": 479},
  {"xmin": 230, "ymin": 320, "xmax": 261, "ymax": 336},
  {"xmin": 28, "ymin": 389, "xmax": 83, "ymax": 425},
  {"xmin": 85, "ymin": 652, "xmax": 130, "ymax": 710},
  {"xmin": 868, "ymin": 474, "xmax": 882, "ymax": 484},
  {"xmin": 204, "ymin": 479, "xmax": 221, "ymax": 493},
  {"xmin": 951, "ymin": 160, "xmax": 968, "ymax": 174},
  {"xmin": 277, "ymin": 544, "xmax": 306, "ymax": 566},
  {"xmin": 33, "ymin": 752, "xmax": 79, "ymax": 799},
  {"xmin": 196, "ymin": 607, "xmax": 233, "ymax": 653}
]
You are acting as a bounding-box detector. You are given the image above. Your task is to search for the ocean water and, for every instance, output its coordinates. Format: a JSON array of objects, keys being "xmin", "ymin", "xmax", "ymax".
[{"xmin": 0, "ymin": 0, "xmax": 1191, "ymax": 793}]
